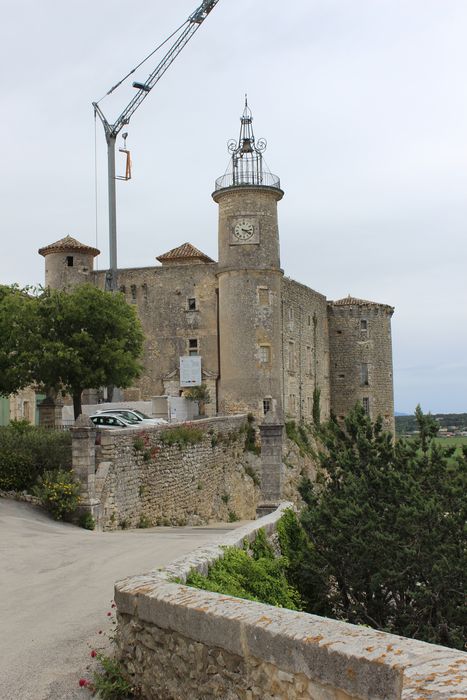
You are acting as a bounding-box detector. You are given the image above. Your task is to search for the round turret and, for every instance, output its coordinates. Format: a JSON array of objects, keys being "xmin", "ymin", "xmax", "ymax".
[
  {"xmin": 38, "ymin": 235, "xmax": 100, "ymax": 289},
  {"xmin": 327, "ymin": 296, "xmax": 395, "ymax": 433}
]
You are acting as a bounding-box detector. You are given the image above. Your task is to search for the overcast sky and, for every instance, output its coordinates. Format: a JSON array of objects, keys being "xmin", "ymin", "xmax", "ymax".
[{"xmin": 1, "ymin": 0, "xmax": 466, "ymax": 413}]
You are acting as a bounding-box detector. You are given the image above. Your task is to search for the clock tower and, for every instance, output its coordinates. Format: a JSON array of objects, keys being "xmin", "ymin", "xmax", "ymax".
[{"xmin": 213, "ymin": 99, "xmax": 284, "ymax": 418}]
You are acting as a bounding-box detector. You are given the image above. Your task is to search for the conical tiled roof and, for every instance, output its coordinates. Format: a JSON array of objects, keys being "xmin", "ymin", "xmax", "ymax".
[
  {"xmin": 330, "ymin": 295, "xmax": 393, "ymax": 310},
  {"xmin": 156, "ymin": 242, "xmax": 215, "ymax": 264},
  {"xmin": 38, "ymin": 235, "xmax": 100, "ymax": 258}
]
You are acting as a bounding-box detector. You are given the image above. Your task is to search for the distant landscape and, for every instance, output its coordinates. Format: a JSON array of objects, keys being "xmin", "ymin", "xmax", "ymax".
[{"xmin": 395, "ymin": 412, "xmax": 467, "ymax": 438}]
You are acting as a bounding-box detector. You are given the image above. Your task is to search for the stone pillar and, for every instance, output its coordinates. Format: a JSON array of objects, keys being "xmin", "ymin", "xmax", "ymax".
[
  {"xmin": 38, "ymin": 394, "xmax": 64, "ymax": 428},
  {"xmin": 71, "ymin": 414, "xmax": 101, "ymax": 524},
  {"xmin": 258, "ymin": 412, "xmax": 284, "ymax": 516}
]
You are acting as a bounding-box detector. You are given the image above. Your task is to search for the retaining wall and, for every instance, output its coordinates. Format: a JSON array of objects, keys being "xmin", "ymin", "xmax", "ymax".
[
  {"xmin": 78, "ymin": 415, "xmax": 261, "ymax": 529},
  {"xmin": 115, "ymin": 504, "xmax": 467, "ymax": 700}
]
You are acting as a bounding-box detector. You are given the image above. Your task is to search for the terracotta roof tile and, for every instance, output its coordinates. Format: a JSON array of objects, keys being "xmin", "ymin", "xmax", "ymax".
[
  {"xmin": 156, "ymin": 242, "xmax": 215, "ymax": 264},
  {"xmin": 330, "ymin": 295, "xmax": 393, "ymax": 310},
  {"xmin": 38, "ymin": 235, "xmax": 100, "ymax": 258}
]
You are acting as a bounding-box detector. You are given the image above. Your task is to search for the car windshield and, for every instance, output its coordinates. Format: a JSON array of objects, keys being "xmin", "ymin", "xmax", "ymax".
[
  {"xmin": 132, "ymin": 410, "xmax": 151, "ymax": 419},
  {"xmin": 117, "ymin": 411, "xmax": 140, "ymax": 423}
]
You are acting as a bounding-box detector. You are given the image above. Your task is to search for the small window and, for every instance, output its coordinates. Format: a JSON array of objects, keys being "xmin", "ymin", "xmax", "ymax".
[
  {"xmin": 360, "ymin": 319, "xmax": 368, "ymax": 338},
  {"xmin": 142, "ymin": 284, "xmax": 148, "ymax": 301},
  {"xmin": 307, "ymin": 315, "xmax": 311, "ymax": 327},
  {"xmin": 338, "ymin": 373, "xmax": 345, "ymax": 378},
  {"xmin": 187, "ymin": 298, "xmax": 197, "ymax": 311},
  {"xmin": 336, "ymin": 330, "xmax": 342, "ymax": 335},
  {"xmin": 258, "ymin": 287, "xmax": 269, "ymax": 305},
  {"xmin": 263, "ymin": 398, "xmax": 272, "ymax": 415},
  {"xmin": 130, "ymin": 285, "xmax": 137, "ymax": 301},
  {"xmin": 360, "ymin": 363, "xmax": 369, "ymax": 386},
  {"xmin": 362, "ymin": 397, "xmax": 370, "ymax": 415},
  {"xmin": 66, "ymin": 256, "xmax": 74, "ymax": 267},
  {"xmin": 188, "ymin": 338, "xmax": 198, "ymax": 356},
  {"xmin": 259, "ymin": 345, "xmax": 271, "ymax": 364},
  {"xmin": 119, "ymin": 285, "xmax": 126, "ymax": 294}
]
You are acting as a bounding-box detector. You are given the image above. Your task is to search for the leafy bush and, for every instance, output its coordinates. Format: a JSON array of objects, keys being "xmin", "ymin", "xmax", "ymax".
[
  {"xmin": 159, "ymin": 425, "xmax": 204, "ymax": 448},
  {"xmin": 78, "ymin": 512, "xmax": 96, "ymax": 530},
  {"xmin": 186, "ymin": 528, "xmax": 301, "ymax": 610},
  {"xmin": 33, "ymin": 469, "xmax": 80, "ymax": 520},
  {"xmin": 0, "ymin": 422, "xmax": 72, "ymax": 491}
]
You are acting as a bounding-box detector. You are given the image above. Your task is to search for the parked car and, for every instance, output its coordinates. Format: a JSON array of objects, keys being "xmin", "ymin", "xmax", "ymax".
[
  {"xmin": 89, "ymin": 414, "xmax": 138, "ymax": 429},
  {"xmin": 94, "ymin": 408, "xmax": 167, "ymax": 425}
]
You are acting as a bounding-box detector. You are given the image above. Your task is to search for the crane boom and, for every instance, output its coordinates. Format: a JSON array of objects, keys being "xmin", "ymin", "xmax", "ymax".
[{"xmin": 93, "ymin": 0, "xmax": 220, "ymax": 290}]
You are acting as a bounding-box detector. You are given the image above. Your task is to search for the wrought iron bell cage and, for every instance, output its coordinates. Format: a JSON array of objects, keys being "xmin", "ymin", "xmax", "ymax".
[{"xmin": 214, "ymin": 98, "xmax": 281, "ymax": 191}]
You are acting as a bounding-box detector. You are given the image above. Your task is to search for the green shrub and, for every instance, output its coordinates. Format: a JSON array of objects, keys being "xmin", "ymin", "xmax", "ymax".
[
  {"xmin": 0, "ymin": 423, "xmax": 72, "ymax": 491},
  {"xmin": 186, "ymin": 528, "xmax": 300, "ymax": 609},
  {"xmin": 79, "ymin": 512, "xmax": 96, "ymax": 530},
  {"xmin": 228, "ymin": 510, "xmax": 238, "ymax": 522},
  {"xmin": 137, "ymin": 514, "xmax": 152, "ymax": 529},
  {"xmin": 33, "ymin": 469, "xmax": 80, "ymax": 520},
  {"xmin": 159, "ymin": 425, "xmax": 204, "ymax": 448}
]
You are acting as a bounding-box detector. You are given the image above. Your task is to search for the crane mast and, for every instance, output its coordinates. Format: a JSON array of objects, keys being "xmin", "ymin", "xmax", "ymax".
[{"xmin": 93, "ymin": 0, "xmax": 220, "ymax": 291}]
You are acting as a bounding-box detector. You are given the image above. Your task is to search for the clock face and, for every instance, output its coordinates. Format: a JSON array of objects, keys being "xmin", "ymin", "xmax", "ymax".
[{"xmin": 234, "ymin": 219, "xmax": 255, "ymax": 241}]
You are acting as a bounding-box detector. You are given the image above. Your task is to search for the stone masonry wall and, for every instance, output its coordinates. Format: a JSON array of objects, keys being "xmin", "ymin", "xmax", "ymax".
[
  {"xmin": 95, "ymin": 416, "xmax": 260, "ymax": 530},
  {"xmin": 115, "ymin": 505, "xmax": 467, "ymax": 700},
  {"xmin": 281, "ymin": 278, "xmax": 331, "ymax": 423}
]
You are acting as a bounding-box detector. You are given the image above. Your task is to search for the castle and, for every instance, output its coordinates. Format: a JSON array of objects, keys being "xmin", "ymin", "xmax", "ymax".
[{"xmin": 38, "ymin": 101, "xmax": 395, "ymax": 431}]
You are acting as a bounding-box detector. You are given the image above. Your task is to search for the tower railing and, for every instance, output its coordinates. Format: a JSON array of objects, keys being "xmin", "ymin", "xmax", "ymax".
[{"xmin": 214, "ymin": 171, "xmax": 281, "ymax": 191}]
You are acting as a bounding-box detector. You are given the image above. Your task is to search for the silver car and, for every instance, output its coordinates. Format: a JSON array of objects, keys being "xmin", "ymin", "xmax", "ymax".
[{"xmin": 94, "ymin": 408, "xmax": 167, "ymax": 426}]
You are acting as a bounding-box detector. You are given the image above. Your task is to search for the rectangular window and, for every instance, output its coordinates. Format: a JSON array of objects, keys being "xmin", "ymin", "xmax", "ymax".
[
  {"xmin": 187, "ymin": 298, "xmax": 197, "ymax": 311},
  {"xmin": 362, "ymin": 397, "xmax": 370, "ymax": 415},
  {"xmin": 360, "ymin": 363, "xmax": 369, "ymax": 386},
  {"xmin": 288, "ymin": 341, "xmax": 295, "ymax": 372},
  {"xmin": 188, "ymin": 338, "xmax": 198, "ymax": 356},
  {"xmin": 360, "ymin": 319, "xmax": 368, "ymax": 338},
  {"xmin": 142, "ymin": 283, "xmax": 148, "ymax": 301},
  {"xmin": 130, "ymin": 285, "xmax": 137, "ymax": 302},
  {"xmin": 66, "ymin": 256, "xmax": 73, "ymax": 267},
  {"xmin": 263, "ymin": 398, "xmax": 272, "ymax": 415},
  {"xmin": 259, "ymin": 345, "xmax": 271, "ymax": 364},
  {"xmin": 258, "ymin": 287, "xmax": 269, "ymax": 305}
]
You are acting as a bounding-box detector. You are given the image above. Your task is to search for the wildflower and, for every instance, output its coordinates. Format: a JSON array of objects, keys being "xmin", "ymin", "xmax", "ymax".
[
  {"xmin": 90, "ymin": 650, "xmax": 97, "ymax": 658},
  {"xmin": 107, "ymin": 611, "xmax": 112, "ymax": 617},
  {"xmin": 78, "ymin": 678, "xmax": 89, "ymax": 687}
]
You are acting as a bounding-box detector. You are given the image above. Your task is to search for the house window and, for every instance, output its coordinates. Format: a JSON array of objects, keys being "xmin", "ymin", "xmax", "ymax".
[
  {"xmin": 362, "ymin": 397, "xmax": 370, "ymax": 415},
  {"xmin": 188, "ymin": 338, "xmax": 198, "ymax": 356},
  {"xmin": 142, "ymin": 283, "xmax": 148, "ymax": 301},
  {"xmin": 360, "ymin": 363, "xmax": 369, "ymax": 386},
  {"xmin": 130, "ymin": 285, "xmax": 137, "ymax": 302},
  {"xmin": 307, "ymin": 315, "xmax": 311, "ymax": 326},
  {"xmin": 187, "ymin": 298, "xmax": 197, "ymax": 311},
  {"xmin": 258, "ymin": 287, "xmax": 269, "ymax": 305},
  {"xmin": 259, "ymin": 345, "xmax": 271, "ymax": 364},
  {"xmin": 66, "ymin": 256, "xmax": 73, "ymax": 267},
  {"xmin": 360, "ymin": 319, "xmax": 368, "ymax": 338},
  {"xmin": 288, "ymin": 341, "xmax": 295, "ymax": 372},
  {"xmin": 263, "ymin": 398, "xmax": 272, "ymax": 415}
]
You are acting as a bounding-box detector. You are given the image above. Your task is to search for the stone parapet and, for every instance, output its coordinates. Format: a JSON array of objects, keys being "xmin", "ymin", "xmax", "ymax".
[{"xmin": 115, "ymin": 505, "xmax": 467, "ymax": 700}]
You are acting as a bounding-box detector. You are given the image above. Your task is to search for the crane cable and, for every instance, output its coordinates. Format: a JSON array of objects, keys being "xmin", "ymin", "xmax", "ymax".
[{"xmin": 95, "ymin": 19, "xmax": 190, "ymax": 104}]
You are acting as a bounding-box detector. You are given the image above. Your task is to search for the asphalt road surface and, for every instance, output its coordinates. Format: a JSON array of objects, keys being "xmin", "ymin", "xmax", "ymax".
[{"xmin": 0, "ymin": 499, "xmax": 243, "ymax": 700}]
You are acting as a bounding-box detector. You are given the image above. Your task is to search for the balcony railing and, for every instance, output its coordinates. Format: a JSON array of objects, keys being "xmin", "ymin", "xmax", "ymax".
[{"xmin": 214, "ymin": 171, "xmax": 281, "ymax": 191}]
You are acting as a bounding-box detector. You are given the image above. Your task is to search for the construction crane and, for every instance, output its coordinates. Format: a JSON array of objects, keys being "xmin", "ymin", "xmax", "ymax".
[{"xmin": 93, "ymin": 0, "xmax": 220, "ymax": 291}]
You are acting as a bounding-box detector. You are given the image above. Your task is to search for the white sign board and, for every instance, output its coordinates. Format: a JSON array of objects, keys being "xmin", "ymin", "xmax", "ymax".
[{"xmin": 180, "ymin": 355, "xmax": 202, "ymax": 387}]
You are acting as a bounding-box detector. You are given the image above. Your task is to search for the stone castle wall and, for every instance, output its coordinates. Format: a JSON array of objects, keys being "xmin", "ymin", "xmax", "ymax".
[
  {"xmin": 90, "ymin": 416, "xmax": 260, "ymax": 530},
  {"xmin": 328, "ymin": 302, "xmax": 395, "ymax": 433},
  {"xmin": 281, "ymin": 277, "xmax": 331, "ymax": 423},
  {"xmin": 93, "ymin": 263, "xmax": 219, "ymax": 405},
  {"xmin": 115, "ymin": 505, "xmax": 466, "ymax": 700}
]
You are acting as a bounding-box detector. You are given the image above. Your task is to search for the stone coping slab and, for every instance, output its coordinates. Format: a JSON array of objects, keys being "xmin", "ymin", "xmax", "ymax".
[{"xmin": 115, "ymin": 504, "xmax": 467, "ymax": 700}]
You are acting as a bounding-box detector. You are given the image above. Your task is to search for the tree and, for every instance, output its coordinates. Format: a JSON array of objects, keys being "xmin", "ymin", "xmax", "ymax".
[
  {"xmin": 0, "ymin": 285, "xmax": 40, "ymax": 396},
  {"xmin": 34, "ymin": 285, "xmax": 144, "ymax": 418},
  {"xmin": 0, "ymin": 284, "xmax": 144, "ymax": 418},
  {"xmin": 295, "ymin": 405, "xmax": 466, "ymax": 650}
]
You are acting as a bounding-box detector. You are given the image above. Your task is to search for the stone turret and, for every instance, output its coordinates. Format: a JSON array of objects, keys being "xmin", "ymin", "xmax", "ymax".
[
  {"xmin": 328, "ymin": 296, "xmax": 395, "ymax": 433},
  {"xmin": 38, "ymin": 235, "xmax": 100, "ymax": 289},
  {"xmin": 213, "ymin": 99, "xmax": 284, "ymax": 419}
]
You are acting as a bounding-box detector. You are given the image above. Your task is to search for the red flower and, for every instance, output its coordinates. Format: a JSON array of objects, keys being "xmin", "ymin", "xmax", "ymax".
[
  {"xmin": 107, "ymin": 611, "xmax": 112, "ymax": 617},
  {"xmin": 79, "ymin": 678, "xmax": 89, "ymax": 687},
  {"xmin": 111, "ymin": 603, "xmax": 116, "ymax": 608},
  {"xmin": 90, "ymin": 650, "xmax": 97, "ymax": 658}
]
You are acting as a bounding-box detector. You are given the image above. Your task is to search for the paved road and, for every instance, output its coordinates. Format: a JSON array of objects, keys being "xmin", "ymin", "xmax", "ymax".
[{"xmin": 0, "ymin": 499, "xmax": 243, "ymax": 700}]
